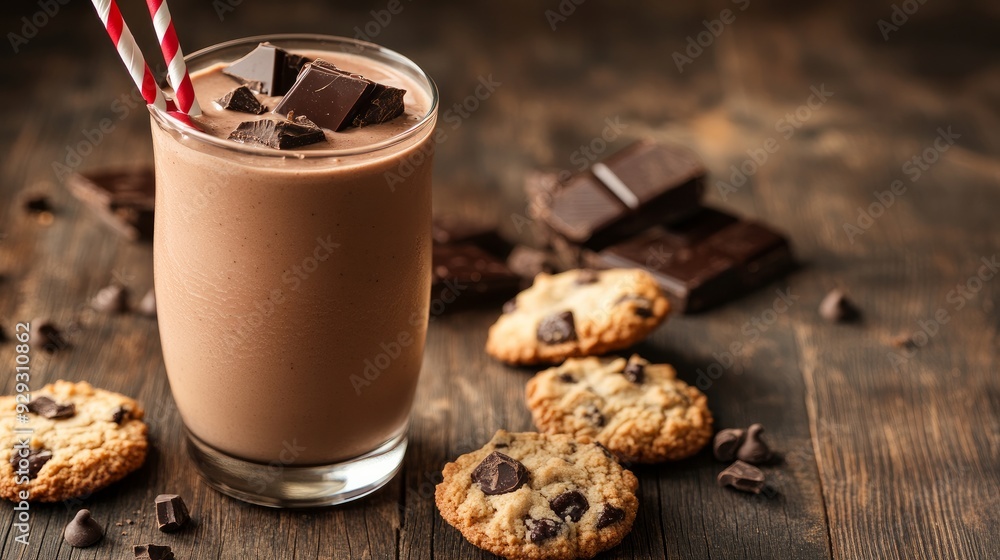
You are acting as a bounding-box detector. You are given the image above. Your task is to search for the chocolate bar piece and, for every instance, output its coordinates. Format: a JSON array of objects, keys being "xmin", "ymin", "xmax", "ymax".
[
  {"xmin": 541, "ymin": 140, "xmax": 705, "ymax": 250},
  {"xmin": 65, "ymin": 168, "xmax": 155, "ymax": 241},
  {"xmin": 223, "ymin": 42, "xmax": 310, "ymax": 96},
  {"xmin": 431, "ymin": 220, "xmax": 520, "ymax": 311},
  {"xmin": 594, "ymin": 207, "xmax": 794, "ymax": 313},
  {"xmin": 228, "ymin": 116, "xmax": 326, "ymax": 150}
]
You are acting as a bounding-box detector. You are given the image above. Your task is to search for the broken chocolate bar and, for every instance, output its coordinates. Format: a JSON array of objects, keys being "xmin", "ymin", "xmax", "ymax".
[
  {"xmin": 431, "ymin": 219, "xmax": 520, "ymax": 311},
  {"xmin": 214, "ymin": 85, "xmax": 267, "ymax": 114},
  {"xmin": 593, "ymin": 207, "xmax": 794, "ymax": 313},
  {"xmin": 65, "ymin": 168, "xmax": 155, "ymax": 241},
  {"xmin": 541, "ymin": 140, "xmax": 705, "ymax": 250},
  {"xmin": 228, "ymin": 116, "xmax": 326, "ymax": 150},
  {"xmin": 222, "ymin": 42, "xmax": 310, "ymax": 96}
]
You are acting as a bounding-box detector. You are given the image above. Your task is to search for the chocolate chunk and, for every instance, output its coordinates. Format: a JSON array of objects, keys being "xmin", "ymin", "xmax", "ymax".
[
  {"xmin": 32, "ymin": 320, "xmax": 67, "ymax": 353},
  {"xmin": 502, "ymin": 299, "xmax": 518, "ymax": 314},
  {"xmin": 597, "ymin": 213, "xmax": 795, "ymax": 313},
  {"xmin": 138, "ymin": 289, "xmax": 157, "ymax": 317},
  {"xmin": 9, "ymin": 447, "xmax": 52, "ymax": 479},
  {"xmin": 550, "ymin": 491, "xmax": 589, "ymax": 522},
  {"xmin": 536, "ymin": 311, "xmax": 576, "ymax": 344},
  {"xmin": 91, "ymin": 283, "xmax": 129, "ymax": 313},
  {"xmin": 65, "ymin": 168, "xmax": 155, "ymax": 241},
  {"xmin": 819, "ymin": 289, "xmax": 860, "ymax": 323},
  {"xmin": 133, "ymin": 544, "xmax": 175, "ymax": 560},
  {"xmin": 274, "ymin": 59, "xmax": 375, "ymax": 131},
  {"xmin": 64, "ymin": 509, "xmax": 103, "ymax": 548},
  {"xmin": 471, "ymin": 451, "xmax": 528, "ymax": 495},
  {"xmin": 155, "ymin": 494, "xmax": 191, "ymax": 532},
  {"xmin": 736, "ymin": 423, "xmax": 772, "ymax": 465},
  {"xmin": 596, "ymin": 505, "xmax": 625, "ymax": 529},
  {"xmin": 111, "ymin": 406, "xmax": 130, "ymax": 424},
  {"xmin": 222, "ymin": 42, "xmax": 310, "ymax": 95},
  {"xmin": 718, "ymin": 460, "xmax": 766, "ymax": 494},
  {"xmin": 583, "ymin": 404, "xmax": 605, "ymax": 427},
  {"xmin": 712, "ymin": 428, "xmax": 746, "ymax": 462},
  {"xmin": 228, "ymin": 117, "xmax": 325, "ymax": 150},
  {"xmin": 432, "ymin": 244, "xmax": 521, "ymax": 310},
  {"xmin": 575, "ymin": 269, "xmax": 599, "ymax": 284},
  {"xmin": 593, "ymin": 442, "xmax": 617, "ymax": 461},
  {"xmin": 27, "ymin": 396, "xmax": 76, "ymax": 419},
  {"xmin": 622, "ymin": 355, "xmax": 645, "ymax": 384},
  {"xmin": 214, "ymin": 85, "xmax": 267, "ymax": 114},
  {"xmin": 433, "ymin": 219, "xmax": 514, "ymax": 258},
  {"xmin": 351, "ymin": 82, "xmax": 406, "ymax": 127},
  {"xmin": 541, "ymin": 141, "xmax": 705, "ymax": 250},
  {"xmin": 506, "ymin": 245, "xmax": 556, "ymax": 280},
  {"xmin": 23, "ymin": 194, "xmax": 53, "ymax": 214},
  {"xmin": 557, "ymin": 372, "xmax": 575, "ymax": 383},
  {"xmin": 525, "ymin": 518, "xmax": 562, "ymax": 543}
]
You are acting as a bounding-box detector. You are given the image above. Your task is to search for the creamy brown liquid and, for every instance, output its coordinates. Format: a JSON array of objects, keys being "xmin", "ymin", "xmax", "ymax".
[{"xmin": 152, "ymin": 50, "xmax": 435, "ymax": 464}]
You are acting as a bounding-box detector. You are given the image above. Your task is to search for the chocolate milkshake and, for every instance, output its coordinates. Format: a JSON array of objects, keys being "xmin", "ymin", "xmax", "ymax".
[{"xmin": 149, "ymin": 36, "xmax": 437, "ymax": 506}]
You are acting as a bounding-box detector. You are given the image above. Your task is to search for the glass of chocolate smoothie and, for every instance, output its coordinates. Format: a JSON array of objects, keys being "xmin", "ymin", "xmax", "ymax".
[{"xmin": 148, "ymin": 35, "xmax": 437, "ymax": 507}]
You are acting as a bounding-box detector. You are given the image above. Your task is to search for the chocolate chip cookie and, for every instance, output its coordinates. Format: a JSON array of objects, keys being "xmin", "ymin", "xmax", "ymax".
[
  {"xmin": 1, "ymin": 381, "xmax": 148, "ymax": 502},
  {"xmin": 526, "ymin": 355, "xmax": 713, "ymax": 463},
  {"xmin": 486, "ymin": 268, "xmax": 669, "ymax": 365},
  {"xmin": 435, "ymin": 430, "xmax": 638, "ymax": 560}
]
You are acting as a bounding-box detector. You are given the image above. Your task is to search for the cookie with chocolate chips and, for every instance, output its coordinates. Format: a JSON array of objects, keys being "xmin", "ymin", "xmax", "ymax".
[
  {"xmin": 0, "ymin": 381, "xmax": 148, "ymax": 502},
  {"xmin": 435, "ymin": 429, "xmax": 638, "ymax": 560},
  {"xmin": 526, "ymin": 355, "xmax": 713, "ymax": 463},
  {"xmin": 485, "ymin": 268, "xmax": 669, "ymax": 365}
]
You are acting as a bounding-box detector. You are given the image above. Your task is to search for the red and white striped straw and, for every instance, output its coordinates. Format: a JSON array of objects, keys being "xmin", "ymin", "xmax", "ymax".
[{"xmin": 145, "ymin": 0, "xmax": 201, "ymax": 116}]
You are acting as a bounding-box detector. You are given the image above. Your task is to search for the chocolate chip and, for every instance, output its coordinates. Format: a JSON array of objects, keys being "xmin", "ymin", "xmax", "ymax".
[
  {"xmin": 471, "ymin": 451, "xmax": 528, "ymax": 495},
  {"xmin": 493, "ymin": 442, "xmax": 508, "ymax": 448},
  {"xmin": 133, "ymin": 543, "xmax": 175, "ymax": 560},
  {"xmin": 616, "ymin": 294, "xmax": 653, "ymax": 317},
  {"xmin": 582, "ymin": 404, "xmax": 605, "ymax": 427},
  {"xmin": 622, "ymin": 356, "xmax": 645, "ymax": 384},
  {"xmin": 593, "ymin": 441, "xmax": 616, "ymax": 460},
  {"xmin": 64, "ymin": 509, "xmax": 103, "ymax": 548},
  {"xmin": 91, "ymin": 283, "xmax": 129, "ymax": 313},
  {"xmin": 228, "ymin": 117, "xmax": 325, "ymax": 150},
  {"xmin": 214, "ymin": 85, "xmax": 267, "ymax": 114},
  {"xmin": 26, "ymin": 396, "xmax": 76, "ymax": 419},
  {"xmin": 138, "ymin": 289, "xmax": 157, "ymax": 317},
  {"xmin": 111, "ymin": 406, "xmax": 129, "ymax": 424},
  {"xmin": 9, "ymin": 447, "xmax": 52, "ymax": 479},
  {"xmin": 550, "ymin": 491, "xmax": 589, "ymax": 522},
  {"xmin": 596, "ymin": 505, "xmax": 625, "ymax": 528},
  {"xmin": 891, "ymin": 334, "xmax": 916, "ymax": 349},
  {"xmin": 712, "ymin": 428, "xmax": 746, "ymax": 462},
  {"xmin": 557, "ymin": 372, "xmax": 576, "ymax": 383},
  {"xmin": 575, "ymin": 269, "xmax": 599, "ymax": 284},
  {"xmin": 525, "ymin": 518, "xmax": 562, "ymax": 543},
  {"xmin": 536, "ymin": 311, "xmax": 576, "ymax": 344},
  {"xmin": 502, "ymin": 298, "xmax": 517, "ymax": 314},
  {"xmin": 24, "ymin": 194, "xmax": 53, "ymax": 214},
  {"xmin": 718, "ymin": 460, "xmax": 765, "ymax": 494},
  {"xmin": 155, "ymin": 494, "xmax": 191, "ymax": 532},
  {"xmin": 819, "ymin": 289, "xmax": 860, "ymax": 323},
  {"xmin": 33, "ymin": 321, "xmax": 67, "ymax": 353},
  {"xmin": 735, "ymin": 423, "xmax": 771, "ymax": 465}
]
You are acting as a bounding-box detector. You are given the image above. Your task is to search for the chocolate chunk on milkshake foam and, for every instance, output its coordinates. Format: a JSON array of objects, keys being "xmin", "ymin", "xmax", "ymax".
[{"xmin": 151, "ymin": 46, "xmax": 435, "ymax": 466}]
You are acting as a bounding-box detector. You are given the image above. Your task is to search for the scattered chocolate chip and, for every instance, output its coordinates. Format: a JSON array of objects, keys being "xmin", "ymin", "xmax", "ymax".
[
  {"xmin": 471, "ymin": 451, "xmax": 528, "ymax": 495},
  {"xmin": 622, "ymin": 356, "xmax": 645, "ymax": 384},
  {"xmin": 583, "ymin": 404, "xmax": 605, "ymax": 427},
  {"xmin": 575, "ymin": 269, "xmax": 599, "ymax": 284},
  {"xmin": 550, "ymin": 491, "xmax": 589, "ymax": 522},
  {"xmin": 819, "ymin": 289, "xmax": 860, "ymax": 323},
  {"xmin": 64, "ymin": 509, "xmax": 103, "ymax": 548},
  {"xmin": 229, "ymin": 116, "xmax": 326, "ymax": 150},
  {"xmin": 493, "ymin": 442, "xmax": 508, "ymax": 448},
  {"xmin": 65, "ymin": 168, "xmax": 155, "ymax": 241},
  {"xmin": 536, "ymin": 311, "xmax": 576, "ymax": 344},
  {"xmin": 557, "ymin": 372, "xmax": 576, "ymax": 383},
  {"xmin": 91, "ymin": 283, "xmax": 129, "ymax": 313},
  {"xmin": 9, "ymin": 447, "xmax": 52, "ymax": 479},
  {"xmin": 214, "ymin": 85, "xmax": 267, "ymax": 114},
  {"xmin": 525, "ymin": 518, "xmax": 562, "ymax": 543},
  {"xmin": 23, "ymin": 194, "xmax": 53, "ymax": 214},
  {"xmin": 138, "ymin": 289, "xmax": 157, "ymax": 317},
  {"xmin": 111, "ymin": 406, "xmax": 130, "ymax": 424},
  {"xmin": 712, "ymin": 428, "xmax": 746, "ymax": 462},
  {"xmin": 222, "ymin": 42, "xmax": 310, "ymax": 95},
  {"xmin": 736, "ymin": 423, "xmax": 772, "ymax": 464},
  {"xmin": 155, "ymin": 494, "xmax": 191, "ymax": 532},
  {"xmin": 718, "ymin": 460, "xmax": 766, "ymax": 494},
  {"xmin": 133, "ymin": 543, "xmax": 175, "ymax": 560},
  {"xmin": 27, "ymin": 396, "xmax": 76, "ymax": 419},
  {"xmin": 32, "ymin": 320, "xmax": 67, "ymax": 353},
  {"xmin": 596, "ymin": 505, "xmax": 625, "ymax": 529}
]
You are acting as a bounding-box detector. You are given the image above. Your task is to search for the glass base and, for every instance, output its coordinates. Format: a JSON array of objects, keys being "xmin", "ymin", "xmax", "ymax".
[{"xmin": 186, "ymin": 431, "xmax": 407, "ymax": 508}]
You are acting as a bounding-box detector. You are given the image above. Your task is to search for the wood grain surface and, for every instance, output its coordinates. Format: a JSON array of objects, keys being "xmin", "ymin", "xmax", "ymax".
[{"xmin": 1, "ymin": 0, "xmax": 998, "ymax": 558}]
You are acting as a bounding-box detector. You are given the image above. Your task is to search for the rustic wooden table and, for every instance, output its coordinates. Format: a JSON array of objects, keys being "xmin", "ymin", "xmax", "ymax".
[{"xmin": 1, "ymin": 1, "xmax": 998, "ymax": 558}]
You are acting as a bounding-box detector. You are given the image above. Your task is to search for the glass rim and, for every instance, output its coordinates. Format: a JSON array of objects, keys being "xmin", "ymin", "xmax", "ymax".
[{"xmin": 148, "ymin": 33, "xmax": 439, "ymax": 159}]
